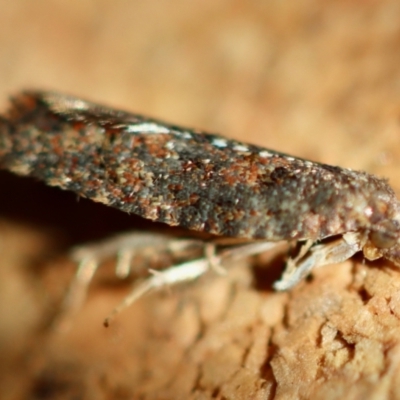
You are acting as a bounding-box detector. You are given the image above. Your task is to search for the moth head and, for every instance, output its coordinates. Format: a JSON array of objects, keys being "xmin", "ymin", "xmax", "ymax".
[
  {"xmin": 366, "ymin": 218, "xmax": 400, "ymax": 266},
  {"xmin": 369, "ymin": 219, "xmax": 400, "ymax": 250}
]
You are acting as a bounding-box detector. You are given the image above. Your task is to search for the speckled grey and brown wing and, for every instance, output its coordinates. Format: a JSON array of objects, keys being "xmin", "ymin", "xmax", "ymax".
[{"xmin": 0, "ymin": 91, "xmax": 397, "ymax": 242}]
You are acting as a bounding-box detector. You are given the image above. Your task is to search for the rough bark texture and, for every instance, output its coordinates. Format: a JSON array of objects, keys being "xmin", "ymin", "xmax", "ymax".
[{"xmin": 2, "ymin": 1, "xmax": 400, "ymax": 399}]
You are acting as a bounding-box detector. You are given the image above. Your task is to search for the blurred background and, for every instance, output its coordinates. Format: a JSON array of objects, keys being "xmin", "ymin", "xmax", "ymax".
[{"xmin": 2, "ymin": 1, "xmax": 400, "ymax": 399}]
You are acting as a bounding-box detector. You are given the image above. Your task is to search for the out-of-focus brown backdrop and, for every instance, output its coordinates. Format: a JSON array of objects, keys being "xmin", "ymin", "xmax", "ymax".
[{"xmin": 2, "ymin": 1, "xmax": 400, "ymax": 399}]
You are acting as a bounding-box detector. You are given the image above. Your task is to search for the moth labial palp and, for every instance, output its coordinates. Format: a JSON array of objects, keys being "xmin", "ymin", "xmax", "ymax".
[{"xmin": 1, "ymin": 90, "xmax": 400, "ymax": 324}]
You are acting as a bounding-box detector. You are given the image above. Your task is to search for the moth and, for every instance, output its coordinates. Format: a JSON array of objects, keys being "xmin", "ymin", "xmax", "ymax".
[{"xmin": 1, "ymin": 91, "xmax": 399, "ymax": 324}]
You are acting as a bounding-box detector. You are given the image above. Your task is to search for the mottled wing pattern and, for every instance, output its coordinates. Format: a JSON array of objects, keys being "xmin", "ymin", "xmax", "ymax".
[{"xmin": 0, "ymin": 91, "xmax": 396, "ymax": 241}]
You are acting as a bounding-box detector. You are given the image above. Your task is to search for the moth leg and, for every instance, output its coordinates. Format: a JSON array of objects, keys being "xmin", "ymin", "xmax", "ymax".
[
  {"xmin": 204, "ymin": 242, "xmax": 227, "ymax": 275},
  {"xmin": 60, "ymin": 254, "xmax": 99, "ymax": 317},
  {"xmin": 218, "ymin": 241, "xmax": 285, "ymax": 260},
  {"xmin": 202, "ymin": 241, "xmax": 275, "ymax": 276},
  {"xmin": 60, "ymin": 233, "xmax": 204, "ymax": 321},
  {"xmin": 273, "ymin": 232, "xmax": 365, "ymax": 291},
  {"xmin": 104, "ymin": 257, "xmax": 210, "ymax": 326},
  {"xmin": 104, "ymin": 241, "xmax": 284, "ymax": 326},
  {"xmin": 290, "ymin": 239, "xmax": 314, "ymax": 265}
]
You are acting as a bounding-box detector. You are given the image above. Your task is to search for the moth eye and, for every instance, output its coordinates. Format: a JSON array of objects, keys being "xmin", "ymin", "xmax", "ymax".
[{"xmin": 370, "ymin": 220, "xmax": 399, "ymax": 249}]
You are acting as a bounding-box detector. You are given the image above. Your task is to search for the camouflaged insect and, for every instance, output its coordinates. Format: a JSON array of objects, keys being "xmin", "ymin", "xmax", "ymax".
[{"xmin": 1, "ymin": 91, "xmax": 400, "ymax": 321}]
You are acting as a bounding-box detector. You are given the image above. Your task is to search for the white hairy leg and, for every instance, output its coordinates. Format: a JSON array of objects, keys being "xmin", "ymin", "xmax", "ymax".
[
  {"xmin": 60, "ymin": 230, "xmax": 367, "ymax": 326},
  {"xmin": 273, "ymin": 232, "xmax": 366, "ymax": 291},
  {"xmin": 104, "ymin": 241, "xmax": 283, "ymax": 325},
  {"xmin": 60, "ymin": 233, "xmax": 204, "ymax": 319}
]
